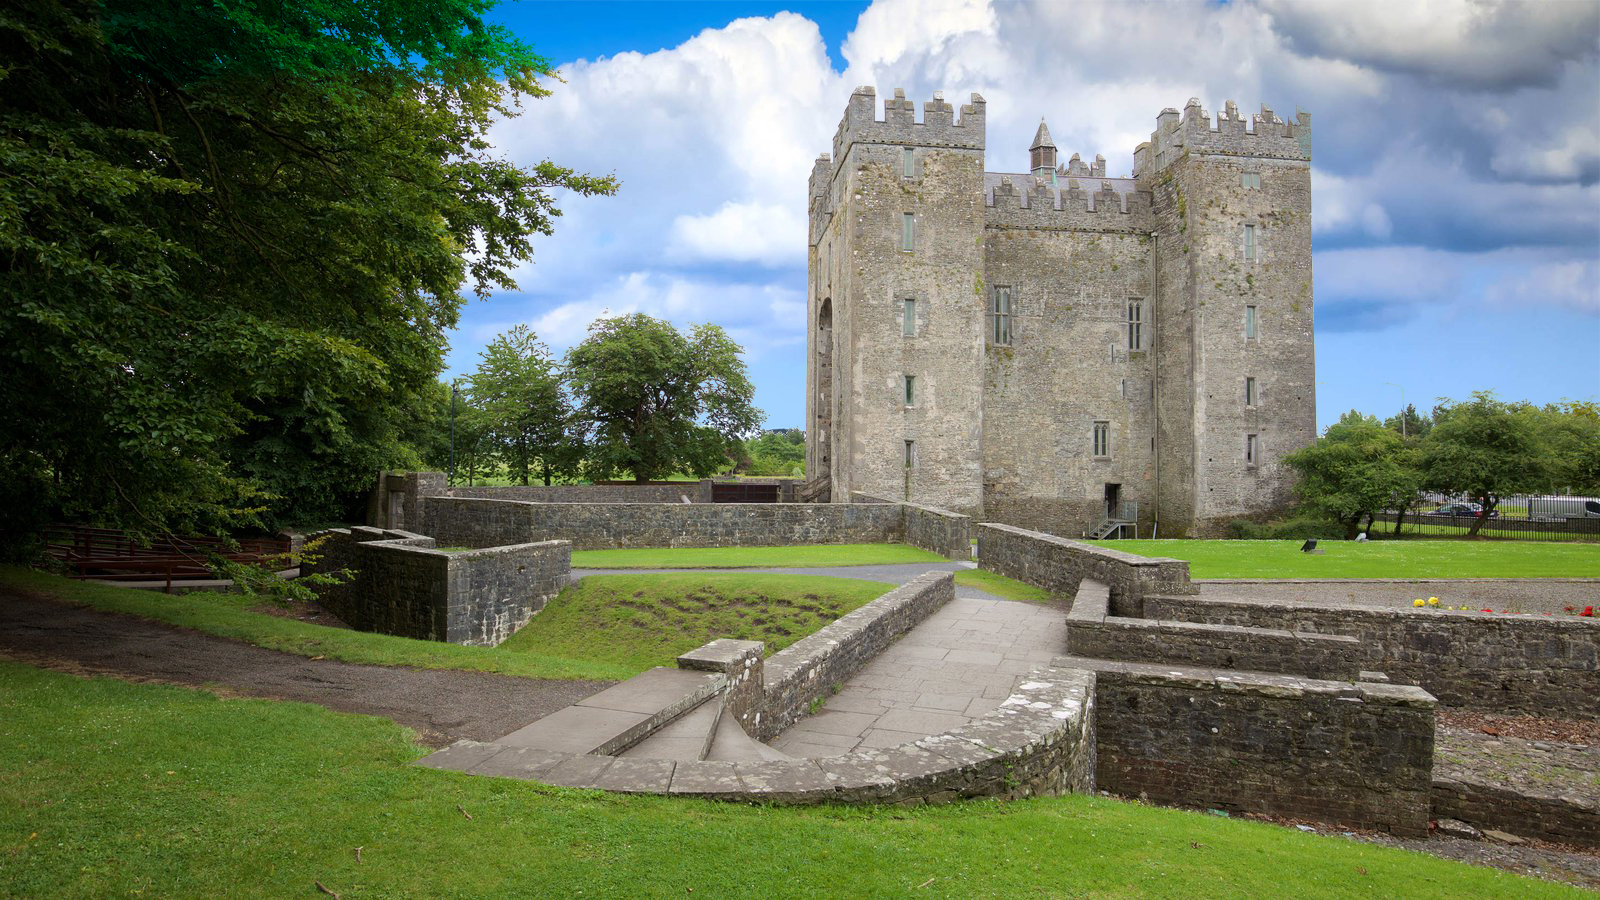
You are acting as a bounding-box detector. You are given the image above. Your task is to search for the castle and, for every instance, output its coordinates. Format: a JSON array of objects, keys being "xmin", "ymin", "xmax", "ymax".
[{"xmin": 806, "ymin": 88, "xmax": 1316, "ymax": 537}]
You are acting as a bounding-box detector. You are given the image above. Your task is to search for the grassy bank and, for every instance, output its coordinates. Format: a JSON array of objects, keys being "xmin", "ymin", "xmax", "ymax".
[
  {"xmin": 953, "ymin": 569, "xmax": 1054, "ymax": 604},
  {"xmin": 0, "ymin": 568, "xmax": 887, "ymax": 682},
  {"xmin": 570, "ymin": 542, "xmax": 947, "ymax": 569},
  {"xmin": 1087, "ymin": 540, "xmax": 1600, "ymax": 579},
  {"xmin": 0, "ymin": 661, "xmax": 1566, "ymax": 898}
]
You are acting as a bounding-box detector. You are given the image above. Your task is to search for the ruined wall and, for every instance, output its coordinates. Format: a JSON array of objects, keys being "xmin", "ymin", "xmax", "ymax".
[
  {"xmin": 1144, "ymin": 596, "xmax": 1600, "ymax": 718},
  {"xmin": 977, "ymin": 522, "xmax": 1194, "ymax": 615},
  {"xmin": 304, "ymin": 527, "xmax": 569, "ymax": 646},
  {"xmin": 1079, "ymin": 656, "xmax": 1435, "ymax": 836},
  {"xmin": 422, "ymin": 497, "xmax": 906, "ymax": 551}
]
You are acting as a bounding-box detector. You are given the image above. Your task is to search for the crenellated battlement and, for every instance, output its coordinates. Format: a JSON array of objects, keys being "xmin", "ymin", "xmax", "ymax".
[
  {"xmin": 986, "ymin": 175, "xmax": 1153, "ymax": 234},
  {"xmin": 830, "ymin": 87, "xmax": 987, "ymax": 169},
  {"xmin": 1058, "ymin": 152, "xmax": 1107, "ymax": 179},
  {"xmin": 1133, "ymin": 97, "xmax": 1310, "ymax": 177}
]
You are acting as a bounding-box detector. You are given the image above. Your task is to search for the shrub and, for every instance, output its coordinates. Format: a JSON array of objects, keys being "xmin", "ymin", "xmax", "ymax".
[{"xmin": 1227, "ymin": 516, "xmax": 1348, "ymax": 540}]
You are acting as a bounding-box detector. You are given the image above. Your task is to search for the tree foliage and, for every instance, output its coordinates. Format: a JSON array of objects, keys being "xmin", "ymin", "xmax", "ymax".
[
  {"xmin": 0, "ymin": 0, "xmax": 616, "ymax": 542},
  {"xmin": 1284, "ymin": 411, "xmax": 1419, "ymax": 539},
  {"xmin": 465, "ymin": 326, "xmax": 573, "ymax": 485},
  {"xmin": 566, "ymin": 314, "xmax": 763, "ymax": 482},
  {"xmin": 740, "ymin": 430, "xmax": 806, "ymax": 476},
  {"xmin": 1419, "ymin": 392, "xmax": 1550, "ymax": 535}
]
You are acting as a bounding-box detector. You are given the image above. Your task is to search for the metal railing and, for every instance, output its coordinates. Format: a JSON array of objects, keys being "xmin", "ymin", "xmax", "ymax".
[{"xmin": 1378, "ymin": 494, "xmax": 1600, "ymax": 542}]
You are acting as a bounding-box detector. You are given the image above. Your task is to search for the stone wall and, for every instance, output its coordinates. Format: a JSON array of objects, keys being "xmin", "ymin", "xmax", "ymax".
[
  {"xmin": 1143, "ymin": 596, "xmax": 1600, "ymax": 718},
  {"xmin": 1433, "ymin": 771, "xmax": 1599, "ymax": 848},
  {"xmin": 303, "ymin": 526, "xmax": 569, "ymax": 646},
  {"xmin": 978, "ymin": 522, "xmax": 1194, "ymax": 615},
  {"xmin": 422, "ymin": 497, "xmax": 907, "ymax": 551},
  {"xmin": 1075, "ymin": 656, "xmax": 1435, "ymax": 836},
  {"xmin": 853, "ymin": 492, "xmax": 971, "ymax": 559},
  {"xmin": 757, "ymin": 571, "xmax": 955, "ymax": 741},
  {"xmin": 1065, "ymin": 581, "xmax": 1367, "ymax": 681},
  {"xmin": 449, "ymin": 483, "xmax": 700, "ymax": 503}
]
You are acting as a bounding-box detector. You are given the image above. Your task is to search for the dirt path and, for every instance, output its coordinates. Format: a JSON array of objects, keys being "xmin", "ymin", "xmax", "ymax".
[{"xmin": 0, "ymin": 589, "xmax": 611, "ymax": 748}]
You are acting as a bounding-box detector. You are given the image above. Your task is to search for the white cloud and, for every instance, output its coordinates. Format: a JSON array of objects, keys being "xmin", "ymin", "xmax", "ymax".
[
  {"xmin": 668, "ymin": 202, "xmax": 808, "ymax": 266},
  {"xmin": 1485, "ymin": 260, "xmax": 1600, "ymax": 312}
]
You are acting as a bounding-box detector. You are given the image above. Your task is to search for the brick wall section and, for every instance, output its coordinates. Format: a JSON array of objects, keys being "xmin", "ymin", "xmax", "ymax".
[
  {"xmin": 1073, "ymin": 656, "xmax": 1435, "ymax": 836},
  {"xmin": 1143, "ymin": 596, "xmax": 1600, "ymax": 718},
  {"xmin": 854, "ymin": 492, "xmax": 972, "ymax": 559},
  {"xmin": 303, "ymin": 527, "xmax": 569, "ymax": 646},
  {"xmin": 1433, "ymin": 774, "xmax": 1599, "ymax": 848},
  {"xmin": 756, "ymin": 572, "xmax": 955, "ymax": 741},
  {"xmin": 978, "ymin": 522, "xmax": 1194, "ymax": 615},
  {"xmin": 422, "ymin": 497, "xmax": 907, "ymax": 551}
]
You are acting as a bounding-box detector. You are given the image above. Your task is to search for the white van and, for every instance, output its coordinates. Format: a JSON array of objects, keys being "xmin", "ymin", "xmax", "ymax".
[{"xmin": 1528, "ymin": 497, "xmax": 1600, "ymax": 520}]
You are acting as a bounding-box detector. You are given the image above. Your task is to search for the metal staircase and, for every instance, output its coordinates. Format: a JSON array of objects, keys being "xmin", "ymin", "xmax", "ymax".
[{"xmin": 1088, "ymin": 501, "xmax": 1139, "ymax": 540}]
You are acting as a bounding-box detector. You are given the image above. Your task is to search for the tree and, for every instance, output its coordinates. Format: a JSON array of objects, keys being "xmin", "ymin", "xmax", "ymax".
[
  {"xmin": 466, "ymin": 326, "xmax": 573, "ymax": 485},
  {"xmin": 566, "ymin": 314, "xmax": 763, "ymax": 482},
  {"xmin": 1383, "ymin": 404, "xmax": 1432, "ymax": 440},
  {"xmin": 0, "ymin": 0, "xmax": 616, "ymax": 543},
  {"xmin": 1419, "ymin": 392, "xmax": 1549, "ymax": 536},
  {"xmin": 1284, "ymin": 411, "xmax": 1419, "ymax": 539},
  {"xmin": 741, "ymin": 430, "xmax": 806, "ymax": 476},
  {"xmin": 1535, "ymin": 400, "xmax": 1600, "ymax": 496}
]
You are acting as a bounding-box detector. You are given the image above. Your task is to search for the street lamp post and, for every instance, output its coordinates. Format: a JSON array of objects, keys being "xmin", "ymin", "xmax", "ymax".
[
  {"xmin": 1384, "ymin": 382, "xmax": 1406, "ymax": 438},
  {"xmin": 450, "ymin": 382, "xmax": 459, "ymax": 485}
]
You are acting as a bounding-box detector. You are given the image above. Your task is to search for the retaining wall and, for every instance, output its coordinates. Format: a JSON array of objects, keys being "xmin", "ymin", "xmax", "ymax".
[
  {"xmin": 1433, "ymin": 771, "xmax": 1599, "ymax": 847},
  {"xmin": 448, "ymin": 483, "xmax": 700, "ymax": 503},
  {"xmin": 1143, "ymin": 596, "xmax": 1600, "ymax": 718},
  {"xmin": 1072, "ymin": 656, "xmax": 1436, "ymax": 836},
  {"xmin": 1064, "ymin": 582, "xmax": 1368, "ymax": 681},
  {"xmin": 978, "ymin": 522, "xmax": 1194, "ymax": 614},
  {"xmin": 855, "ymin": 492, "xmax": 972, "ymax": 559},
  {"xmin": 303, "ymin": 526, "xmax": 569, "ymax": 646},
  {"xmin": 756, "ymin": 571, "xmax": 955, "ymax": 741}
]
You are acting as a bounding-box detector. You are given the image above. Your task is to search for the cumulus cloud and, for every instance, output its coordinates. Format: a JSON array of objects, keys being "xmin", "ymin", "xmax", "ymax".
[
  {"xmin": 1485, "ymin": 259, "xmax": 1600, "ymax": 312},
  {"xmin": 668, "ymin": 202, "xmax": 808, "ymax": 267}
]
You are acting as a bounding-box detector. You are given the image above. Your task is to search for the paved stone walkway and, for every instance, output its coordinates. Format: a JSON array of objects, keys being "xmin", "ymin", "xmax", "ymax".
[{"xmin": 768, "ymin": 595, "xmax": 1068, "ymax": 758}]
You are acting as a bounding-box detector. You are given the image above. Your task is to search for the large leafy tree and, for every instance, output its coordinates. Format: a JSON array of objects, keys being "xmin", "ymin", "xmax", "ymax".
[
  {"xmin": 1418, "ymin": 391, "xmax": 1549, "ymax": 536},
  {"xmin": 466, "ymin": 325, "xmax": 573, "ymax": 486},
  {"xmin": 566, "ymin": 314, "xmax": 763, "ymax": 482},
  {"xmin": 0, "ymin": 0, "xmax": 615, "ymax": 542},
  {"xmin": 1284, "ymin": 411, "xmax": 1419, "ymax": 539}
]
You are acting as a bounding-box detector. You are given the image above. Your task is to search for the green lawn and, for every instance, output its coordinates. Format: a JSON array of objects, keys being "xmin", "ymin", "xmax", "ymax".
[
  {"xmin": 953, "ymin": 569, "xmax": 1054, "ymax": 604},
  {"xmin": 0, "ymin": 568, "xmax": 887, "ymax": 682},
  {"xmin": 0, "ymin": 662, "xmax": 1567, "ymax": 899},
  {"xmin": 571, "ymin": 542, "xmax": 948, "ymax": 568},
  {"xmin": 499, "ymin": 574, "xmax": 888, "ymax": 677},
  {"xmin": 1087, "ymin": 539, "xmax": 1600, "ymax": 579}
]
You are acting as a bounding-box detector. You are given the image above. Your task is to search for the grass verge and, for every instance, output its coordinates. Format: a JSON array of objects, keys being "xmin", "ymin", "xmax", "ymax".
[
  {"xmin": 500, "ymin": 574, "xmax": 888, "ymax": 677},
  {"xmin": 0, "ymin": 661, "xmax": 1570, "ymax": 898},
  {"xmin": 1088, "ymin": 540, "xmax": 1600, "ymax": 579},
  {"xmin": 0, "ymin": 567, "xmax": 887, "ymax": 682},
  {"xmin": 953, "ymin": 569, "xmax": 1054, "ymax": 604},
  {"xmin": 570, "ymin": 542, "xmax": 947, "ymax": 569}
]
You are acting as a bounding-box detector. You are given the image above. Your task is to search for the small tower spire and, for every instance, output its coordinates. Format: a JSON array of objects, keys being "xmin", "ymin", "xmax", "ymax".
[{"xmin": 1030, "ymin": 118, "xmax": 1057, "ymax": 177}]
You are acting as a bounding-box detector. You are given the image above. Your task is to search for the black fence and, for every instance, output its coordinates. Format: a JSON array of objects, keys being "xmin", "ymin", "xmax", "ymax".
[{"xmin": 1376, "ymin": 494, "xmax": 1600, "ymax": 542}]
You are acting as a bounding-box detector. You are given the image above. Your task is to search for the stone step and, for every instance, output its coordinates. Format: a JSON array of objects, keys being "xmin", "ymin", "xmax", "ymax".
[
  {"xmin": 495, "ymin": 667, "xmax": 722, "ymax": 756},
  {"xmin": 705, "ymin": 711, "xmax": 797, "ymax": 763},
  {"xmin": 619, "ymin": 697, "xmax": 722, "ymax": 761}
]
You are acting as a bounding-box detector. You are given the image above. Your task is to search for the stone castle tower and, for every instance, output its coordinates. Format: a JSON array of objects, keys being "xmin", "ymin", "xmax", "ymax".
[{"xmin": 807, "ymin": 88, "xmax": 1315, "ymax": 537}]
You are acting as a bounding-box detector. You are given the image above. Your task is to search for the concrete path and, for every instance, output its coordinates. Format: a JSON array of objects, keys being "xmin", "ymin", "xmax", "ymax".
[{"xmin": 769, "ymin": 595, "xmax": 1067, "ymax": 758}]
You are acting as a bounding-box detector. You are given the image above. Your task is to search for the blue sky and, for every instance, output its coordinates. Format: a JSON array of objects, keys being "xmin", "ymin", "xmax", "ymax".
[{"xmin": 449, "ymin": 0, "xmax": 1600, "ymax": 431}]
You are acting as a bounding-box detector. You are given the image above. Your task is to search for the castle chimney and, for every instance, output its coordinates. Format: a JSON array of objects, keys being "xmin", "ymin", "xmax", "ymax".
[{"xmin": 1029, "ymin": 119, "xmax": 1057, "ymax": 180}]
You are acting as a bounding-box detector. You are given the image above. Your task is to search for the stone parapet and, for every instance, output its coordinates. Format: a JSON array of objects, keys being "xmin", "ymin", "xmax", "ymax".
[
  {"xmin": 977, "ymin": 522, "xmax": 1194, "ymax": 615},
  {"xmin": 852, "ymin": 492, "xmax": 972, "ymax": 559}
]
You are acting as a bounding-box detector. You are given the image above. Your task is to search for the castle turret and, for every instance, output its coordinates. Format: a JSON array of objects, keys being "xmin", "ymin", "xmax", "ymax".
[{"xmin": 1029, "ymin": 119, "xmax": 1057, "ymax": 178}]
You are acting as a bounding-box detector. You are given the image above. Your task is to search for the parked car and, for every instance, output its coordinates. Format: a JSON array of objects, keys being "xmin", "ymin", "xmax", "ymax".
[{"xmin": 1429, "ymin": 503, "xmax": 1498, "ymax": 518}]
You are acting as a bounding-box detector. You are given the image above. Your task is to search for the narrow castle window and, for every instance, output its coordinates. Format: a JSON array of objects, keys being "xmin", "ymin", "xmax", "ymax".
[
  {"xmin": 1093, "ymin": 421, "xmax": 1110, "ymax": 458},
  {"xmin": 904, "ymin": 440, "xmax": 916, "ymax": 468},
  {"xmin": 1246, "ymin": 433, "xmax": 1259, "ymax": 466},
  {"xmin": 1245, "ymin": 376, "xmax": 1258, "ymax": 407},
  {"xmin": 1243, "ymin": 224, "xmax": 1257, "ymax": 259},
  {"xmin": 902, "ymin": 213, "xmax": 914, "ymax": 251},
  {"xmin": 1127, "ymin": 300, "xmax": 1143, "ymax": 350},
  {"xmin": 1245, "ymin": 305, "xmax": 1258, "ymax": 340},
  {"xmin": 904, "ymin": 374, "xmax": 915, "ymax": 407},
  {"xmin": 902, "ymin": 298, "xmax": 916, "ymax": 336},
  {"xmin": 1241, "ymin": 173, "xmax": 1262, "ymax": 190},
  {"xmin": 990, "ymin": 286, "xmax": 1013, "ymax": 345},
  {"xmin": 902, "ymin": 147, "xmax": 914, "ymax": 178}
]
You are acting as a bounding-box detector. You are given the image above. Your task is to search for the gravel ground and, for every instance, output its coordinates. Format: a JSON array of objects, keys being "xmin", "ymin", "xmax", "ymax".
[{"xmin": 1197, "ymin": 578, "xmax": 1600, "ymax": 615}]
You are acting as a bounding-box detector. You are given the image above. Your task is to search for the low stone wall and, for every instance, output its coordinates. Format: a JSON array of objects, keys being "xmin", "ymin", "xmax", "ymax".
[
  {"xmin": 1064, "ymin": 582, "xmax": 1368, "ymax": 681},
  {"xmin": 422, "ymin": 496, "xmax": 908, "ymax": 552},
  {"xmin": 978, "ymin": 522, "xmax": 1194, "ymax": 615},
  {"xmin": 1074, "ymin": 656, "xmax": 1436, "ymax": 836},
  {"xmin": 1433, "ymin": 772, "xmax": 1599, "ymax": 848},
  {"xmin": 854, "ymin": 493, "xmax": 971, "ymax": 559},
  {"xmin": 448, "ymin": 483, "xmax": 699, "ymax": 503},
  {"xmin": 303, "ymin": 526, "xmax": 569, "ymax": 646},
  {"xmin": 756, "ymin": 571, "xmax": 955, "ymax": 741},
  {"xmin": 1143, "ymin": 596, "xmax": 1600, "ymax": 718}
]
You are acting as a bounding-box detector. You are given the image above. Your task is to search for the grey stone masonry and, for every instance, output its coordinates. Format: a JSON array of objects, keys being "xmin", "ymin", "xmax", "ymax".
[
  {"xmin": 1068, "ymin": 655, "xmax": 1435, "ymax": 837},
  {"xmin": 978, "ymin": 522, "xmax": 1194, "ymax": 616},
  {"xmin": 302, "ymin": 526, "xmax": 568, "ymax": 646},
  {"xmin": 1065, "ymin": 578, "xmax": 1368, "ymax": 681},
  {"xmin": 1142, "ymin": 596, "xmax": 1600, "ymax": 718},
  {"xmin": 448, "ymin": 483, "xmax": 698, "ymax": 503},
  {"xmin": 678, "ymin": 639, "xmax": 765, "ymax": 737},
  {"xmin": 756, "ymin": 571, "xmax": 955, "ymax": 741},
  {"xmin": 853, "ymin": 492, "xmax": 972, "ymax": 559}
]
